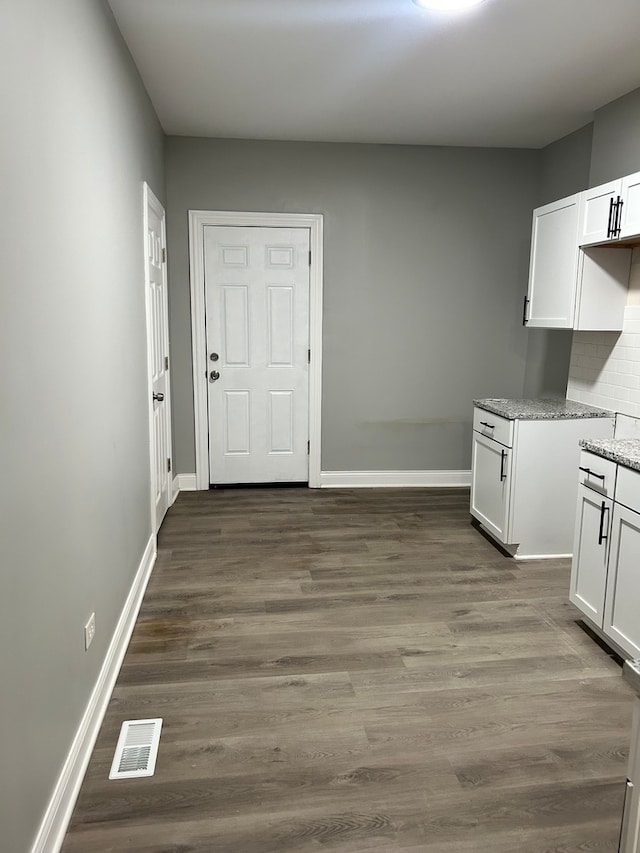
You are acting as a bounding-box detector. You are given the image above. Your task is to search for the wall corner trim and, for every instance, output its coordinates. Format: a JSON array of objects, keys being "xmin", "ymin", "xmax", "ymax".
[
  {"xmin": 319, "ymin": 470, "xmax": 472, "ymax": 488},
  {"xmin": 30, "ymin": 535, "xmax": 157, "ymax": 853},
  {"xmin": 172, "ymin": 474, "xmax": 197, "ymax": 498}
]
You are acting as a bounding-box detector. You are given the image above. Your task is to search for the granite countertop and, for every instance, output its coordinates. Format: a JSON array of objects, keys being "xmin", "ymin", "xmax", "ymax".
[
  {"xmin": 579, "ymin": 438, "xmax": 640, "ymax": 472},
  {"xmin": 474, "ymin": 398, "xmax": 614, "ymax": 421},
  {"xmin": 624, "ymin": 660, "xmax": 640, "ymax": 697}
]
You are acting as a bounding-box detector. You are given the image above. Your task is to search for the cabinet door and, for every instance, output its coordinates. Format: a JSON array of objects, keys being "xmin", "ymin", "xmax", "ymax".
[
  {"xmin": 621, "ymin": 700, "xmax": 640, "ymax": 853},
  {"xmin": 603, "ymin": 503, "xmax": 640, "ymax": 659},
  {"xmin": 569, "ymin": 485, "xmax": 611, "ymax": 625},
  {"xmin": 525, "ymin": 195, "xmax": 580, "ymax": 329},
  {"xmin": 620, "ymin": 171, "xmax": 640, "ymax": 240},
  {"xmin": 620, "ymin": 780, "xmax": 640, "ymax": 853},
  {"xmin": 579, "ymin": 180, "xmax": 621, "ymax": 246},
  {"xmin": 470, "ymin": 432, "xmax": 512, "ymax": 543}
]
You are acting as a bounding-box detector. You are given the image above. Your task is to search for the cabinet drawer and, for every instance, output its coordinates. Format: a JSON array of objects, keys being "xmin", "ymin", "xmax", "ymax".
[
  {"xmin": 615, "ymin": 465, "xmax": 640, "ymax": 513},
  {"xmin": 578, "ymin": 450, "xmax": 617, "ymax": 498},
  {"xmin": 473, "ymin": 408, "xmax": 513, "ymax": 448}
]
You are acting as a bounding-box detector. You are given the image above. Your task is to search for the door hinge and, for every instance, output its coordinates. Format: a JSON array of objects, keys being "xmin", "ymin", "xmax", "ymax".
[
  {"xmin": 308, "ymin": 249, "xmax": 312, "ymax": 266},
  {"xmin": 308, "ymin": 348, "xmax": 311, "ymax": 364},
  {"xmin": 307, "ymin": 440, "xmax": 310, "ymax": 455},
  {"xmin": 165, "ymin": 355, "xmax": 169, "ymax": 370},
  {"xmin": 167, "ymin": 457, "xmax": 172, "ymax": 473},
  {"xmin": 162, "ymin": 247, "xmax": 167, "ymax": 264}
]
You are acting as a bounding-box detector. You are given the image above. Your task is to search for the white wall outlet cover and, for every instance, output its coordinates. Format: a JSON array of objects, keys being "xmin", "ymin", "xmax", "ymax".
[{"xmin": 84, "ymin": 613, "xmax": 96, "ymax": 650}]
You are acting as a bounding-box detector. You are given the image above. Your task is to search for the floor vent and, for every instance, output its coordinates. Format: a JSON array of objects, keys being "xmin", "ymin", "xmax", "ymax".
[{"xmin": 109, "ymin": 718, "xmax": 163, "ymax": 780}]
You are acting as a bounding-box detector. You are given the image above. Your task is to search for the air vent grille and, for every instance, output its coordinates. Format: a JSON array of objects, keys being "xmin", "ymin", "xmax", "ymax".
[{"xmin": 109, "ymin": 718, "xmax": 163, "ymax": 780}]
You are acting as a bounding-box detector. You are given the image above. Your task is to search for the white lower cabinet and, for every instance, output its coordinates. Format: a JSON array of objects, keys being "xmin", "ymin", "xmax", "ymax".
[
  {"xmin": 570, "ymin": 453, "xmax": 640, "ymax": 660},
  {"xmin": 570, "ymin": 485, "xmax": 612, "ymax": 625},
  {"xmin": 620, "ymin": 697, "xmax": 640, "ymax": 853},
  {"xmin": 471, "ymin": 411, "xmax": 614, "ymax": 559},
  {"xmin": 470, "ymin": 431, "xmax": 511, "ymax": 543},
  {"xmin": 604, "ymin": 503, "xmax": 640, "ymax": 659}
]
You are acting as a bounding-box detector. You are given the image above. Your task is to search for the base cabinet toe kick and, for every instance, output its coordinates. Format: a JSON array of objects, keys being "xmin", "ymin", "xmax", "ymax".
[{"xmin": 470, "ymin": 404, "xmax": 615, "ymax": 560}]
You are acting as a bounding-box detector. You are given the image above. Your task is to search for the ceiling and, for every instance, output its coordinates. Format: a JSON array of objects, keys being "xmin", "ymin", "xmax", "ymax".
[{"xmin": 107, "ymin": 0, "xmax": 640, "ymax": 148}]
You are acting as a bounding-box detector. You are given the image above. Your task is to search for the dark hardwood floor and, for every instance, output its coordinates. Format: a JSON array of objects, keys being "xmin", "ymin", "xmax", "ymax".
[{"xmin": 62, "ymin": 487, "xmax": 634, "ymax": 852}]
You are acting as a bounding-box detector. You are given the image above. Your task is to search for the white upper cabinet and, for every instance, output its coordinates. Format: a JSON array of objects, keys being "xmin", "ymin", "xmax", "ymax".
[
  {"xmin": 578, "ymin": 179, "xmax": 621, "ymax": 246},
  {"xmin": 525, "ymin": 194, "xmax": 580, "ymax": 328},
  {"xmin": 579, "ymin": 171, "xmax": 640, "ymax": 245},
  {"xmin": 619, "ymin": 171, "xmax": 640, "ymax": 239},
  {"xmin": 525, "ymin": 193, "xmax": 630, "ymax": 331}
]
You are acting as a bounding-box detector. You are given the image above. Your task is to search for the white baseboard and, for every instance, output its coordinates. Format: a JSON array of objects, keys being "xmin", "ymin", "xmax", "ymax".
[
  {"xmin": 172, "ymin": 473, "xmax": 197, "ymax": 499},
  {"xmin": 319, "ymin": 470, "xmax": 471, "ymax": 488},
  {"xmin": 31, "ymin": 535, "xmax": 157, "ymax": 853},
  {"xmin": 514, "ymin": 552, "xmax": 572, "ymax": 561}
]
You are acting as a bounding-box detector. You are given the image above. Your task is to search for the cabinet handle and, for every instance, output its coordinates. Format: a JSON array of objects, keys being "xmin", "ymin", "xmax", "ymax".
[
  {"xmin": 614, "ymin": 197, "xmax": 624, "ymax": 237},
  {"xmin": 480, "ymin": 421, "xmax": 495, "ymax": 429},
  {"xmin": 606, "ymin": 196, "xmax": 615, "ymax": 238},
  {"xmin": 522, "ymin": 295, "xmax": 530, "ymax": 326},
  {"xmin": 597, "ymin": 501, "xmax": 610, "ymax": 546},
  {"xmin": 500, "ymin": 449, "xmax": 507, "ymax": 482},
  {"xmin": 579, "ymin": 466, "xmax": 605, "ymax": 482}
]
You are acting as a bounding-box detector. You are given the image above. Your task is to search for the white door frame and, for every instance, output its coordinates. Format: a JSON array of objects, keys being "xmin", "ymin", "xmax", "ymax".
[
  {"xmin": 144, "ymin": 182, "xmax": 173, "ymax": 531},
  {"xmin": 188, "ymin": 210, "xmax": 323, "ymax": 490}
]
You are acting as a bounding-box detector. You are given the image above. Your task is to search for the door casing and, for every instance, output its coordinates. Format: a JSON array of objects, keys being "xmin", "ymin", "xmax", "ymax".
[{"xmin": 188, "ymin": 210, "xmax": 323, "ymax": 490}]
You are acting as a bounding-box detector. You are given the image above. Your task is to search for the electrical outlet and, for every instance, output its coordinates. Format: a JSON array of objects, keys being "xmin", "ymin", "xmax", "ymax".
[{"xmin": 84, "ymin": 613, "xmax": 96, "ymax": 650}]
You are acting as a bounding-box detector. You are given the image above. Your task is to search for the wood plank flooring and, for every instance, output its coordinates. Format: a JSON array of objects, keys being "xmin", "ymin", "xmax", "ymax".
[{"xmin": 62, "ymin": 487, "xmax": 634, "ymax": 852}]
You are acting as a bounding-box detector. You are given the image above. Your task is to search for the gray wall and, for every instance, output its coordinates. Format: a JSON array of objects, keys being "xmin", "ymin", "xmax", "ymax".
[
  {"xmin": 590, "ymin": 86, "xmax": 640, "ymax": 186},
  {"xmin": 0, "ymin": 2, "xmax": 164, "ymax": 851},
  {"xmin": 165, "ymin": 138, "xmax": 540, "ymax": 474},
  {"xmin": 522, "ymin": 123, "xmax": 594, "ymax": 398},
  {"xmin": 537, "ymin": 124, "xmax": 594, "ymax": 207}
]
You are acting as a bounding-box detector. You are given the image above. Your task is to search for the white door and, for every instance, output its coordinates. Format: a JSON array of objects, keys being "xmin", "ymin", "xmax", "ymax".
[
  {"xmin": 144, "ymin": 184, "xmax": 172, "ymax": 530},
  {"xmin": 604, "ymin": 503, "xmax": 640, "ymax": 659},
  {"xmin": 569, "ymin": 485, "xmax": 611, "ymax": 625},
  {"xmin": 470, "ymin": 432, "xmax": 512, "ymax": 543},
  {"xmin": 204, "ymin": 225, "xmax": 310, "ymax": 485}
]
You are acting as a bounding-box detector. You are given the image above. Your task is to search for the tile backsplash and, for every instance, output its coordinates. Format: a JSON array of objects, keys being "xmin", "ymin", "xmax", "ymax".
[{"xmin": 567, "ymin": 249, "xmax": 640, "ymax": 418}]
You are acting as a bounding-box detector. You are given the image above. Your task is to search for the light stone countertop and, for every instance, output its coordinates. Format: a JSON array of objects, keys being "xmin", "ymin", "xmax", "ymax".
[
  {"xmin": 579, "ymin": 438, "xmax": 640, "ymax": 473},
  {"xmin": 623, "ymin": 660, "xmax": 640, "ymax": 697},
  {"xmin": 474, "ymin": 398, "xmax": 614, "ymax": 421}
]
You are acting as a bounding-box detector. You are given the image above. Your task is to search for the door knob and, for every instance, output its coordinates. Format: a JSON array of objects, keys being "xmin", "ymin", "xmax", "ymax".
[
  {"xmin": 209, "ymin": 370, "xmax": 220, "ymax": 382},
  {"xmin": 210, "ymin": 352, "xmax": 219, "ymax": 362},
  {"xmin": 153, "ymin": 392, "xmax": 164, "ymax": 402}
]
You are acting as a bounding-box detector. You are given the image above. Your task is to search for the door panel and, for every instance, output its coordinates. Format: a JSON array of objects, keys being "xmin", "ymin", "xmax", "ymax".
[
  {"xmin": 145, "ymin": 186, "xmax": 171, "ymax": 529},
  {"xmin": 526, "ymin": 196, "xmax": 579, "ymax": 328},
  {"xmin": 569, "ymin": 486, "xmax": 611, "ymax": 625},
  {"xmin": 470, "ymin": 432, "xmax": 511, "ymax": 542},
  {"xmin": 204, "ymin": 225, "xmax": 310, "ymax": 484},
  {"xmin": 604, "ymin": 503, "xmax": 640, "ymax": 658}
]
